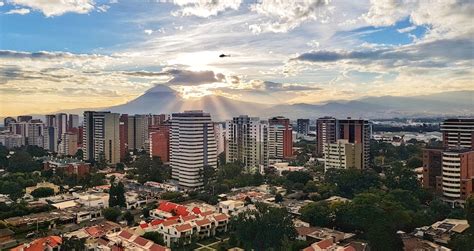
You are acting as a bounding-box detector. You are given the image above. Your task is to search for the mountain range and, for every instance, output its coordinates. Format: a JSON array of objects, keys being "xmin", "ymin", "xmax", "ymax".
[
  {"xmin": 104, "ymin": 85, "xmax": 473, "ymax": 120},
  {"xmin": 6, "ymin": 85, "xmax": 472, "ymax": 122}
]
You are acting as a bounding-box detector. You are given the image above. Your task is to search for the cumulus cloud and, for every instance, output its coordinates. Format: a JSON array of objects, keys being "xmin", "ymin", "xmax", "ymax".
[
  {"xmin": 123, "ymin": 68, "xmax": 225, "ymax": 86},
  {"xmin": 144, "ymin": 29, "xmax": 153, "ymax": 35},
  {"xmin": 249, "ymin": 0, "xmax": 333, "ymax": 33},
  {"xmin": 5, "ymin": 7, "xmax": 29, "ymax": 14},
  {"xmin": 169, "ymin": 0, "xmax": 241, "ymax": 18},
  {"xmin": 8, "ymin": 0, "xmax": 96, "ymax": 17}
]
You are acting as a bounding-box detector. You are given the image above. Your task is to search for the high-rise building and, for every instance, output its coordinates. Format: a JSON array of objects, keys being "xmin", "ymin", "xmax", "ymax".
[
  {"xmin": 68, "ymin": 114, "xmax": 80, "ymax": 131},
  {"xmin": 119, "ymin": 114, "xmax": 129, "ymax": 161},
  {"xmin": 59, "ymin": 132, "xmax": 78, "ymax": 156},
  {"xmin": 324, "ymin": 139, "xmax": 363, "ymax": 170},
  {"xmin": 3, "ymin": 117, "xmax": 16, "ymax": 128},
  {"xmin": 127, "ymin": 115, "xmax": 149, "ymax": 151},
  {"xmin": 17, "ymin": 115, "xmax": 32, "ymax": 123},
  {"xmin": 26, "ymin": 121, "xmax": 45, "ymax": 147},
  {"xmin": 296, "ymin": 119, "xmax": 310, "ymax": 135},
  {"xmin": 268, "ymin": 116, "xmax": 293, "ymax": 159},
  {"xmin": 337, "ymin": 119, "xmax": 371, "ymax": 169},
  {"xmin": 170, "ymin": 110, "xmax": 217, "ymax": 189},
  {"xmin": 214, "ymin": 122, "xmax": 226, "ymax": 156},
  {"xmin": 226, "ymin": 116, "xmax": 268, "ymax": 170},
  {"xmin": 316, "ymin": 117, "xmax": 337, "ymax": 157},
  {"xmin": 149, "ymin": 123, "xmax": 170, "ymax": 163},
  {"xmin": 441, "ymin": 118, "xmax": 474, "ymax": 149},
  {"xmin": 56, "ymin": 113, "xmax": 68, "ymax": 141},
  {"xmin": 147, "ymin": 114, "xmax": 169, "ymax": 127},
  {"xmin": 422, "ymin": 148, "xmax": 443, "ymax": 191},
  {"xmin": 429, "ymin": 118, "xmax": 474, "ymax": 205},
  {"xmin": 0, "ymin": 133, "xmax": 23, "ymax": 149},
  {"xmin": 83, "ymin": 111, "xmax": 120, "ymax": 164},
  {"xmin": 43, "ymin": 126, "xmax": 58, "ymax": 152},
  {"xmin": 441, "ymin": 149, "xmax": 474, "ymax": 204}
]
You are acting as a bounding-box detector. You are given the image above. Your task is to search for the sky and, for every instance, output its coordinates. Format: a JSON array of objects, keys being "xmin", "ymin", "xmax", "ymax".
[{"xmin": 0, "ymin": 0, "xmax": 473, "ymax": 116}]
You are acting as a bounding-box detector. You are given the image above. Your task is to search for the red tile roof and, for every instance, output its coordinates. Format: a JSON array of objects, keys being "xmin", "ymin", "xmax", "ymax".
[
  {"xmin": 133, "ymin": 236, "xmax": 150, "ymax": 247},
  {"xmin": 195, "ymin": 218, "xmax": 212, "ymax": 226},
  {"xmin": 85, "ymin": 226, "xmax": 104, "ymax": 238},
  {"xmin": 166, "ymin": 216, "xmax": 180, "ymax": 221},
  {"xmin": 181, "ymin": 215, "xmax": 198, "ymax": 222},
  {"xmin": 118, "ymin": 230, "xmax": 134, "ymax": 240},
  {"xmin": 150, "ymin": 219, "xmax": 164, "ymax": 226},
  {"xmin": 157, "ymin": 201, "xmax": 189, "ymax": 216},
  {"xmin": 11, "ymin": 236, "xmax": 62, "ymax": 251},
  {"xmin": 192, "ymin": 207, "xmax": 201, "ymax": 214},
  {"xmin": 175, "ymin": 223, "xmax": 193, "ymax": 232},
  {"xmin": 149, "ymin": 243, "xmax": 169, "ymax": 251},
  {"xmin": 162, "ymin": 219, "xmax": 178, "ymax": 227},
  {"xmin": 316, "ymin": 238, "xmax": 333, "ymax": 249},
  {"xmin": 200, "ymin": 211, "xmax": 213, "ymax": 217},
  {"xmin": 342, "ymin": 246, "xmax": 356, "ymax": 251},
  {"xmin": 140, "ymin": 223, "xmax": 149, "ymax": 229},
  {"xmin": 213, "ymin": 214, "xmax": 229, "ymax": 221}
]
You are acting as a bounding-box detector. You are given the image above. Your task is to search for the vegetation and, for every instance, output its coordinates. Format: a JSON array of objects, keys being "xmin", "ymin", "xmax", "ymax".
[
  {"xmin": 108, "ymin": 182, "xmax": 126, "ymax": 207},
  {"xmin": 103, "ymin": 207, "xmax": 121, "ymax": 222},
  {"xmin": 142, "ymin": 231, "xmax": 165, "ymax": 245},
  {"xmin": 31, "ymin": 187, "xmax": 55, "ymax": 198},
  {"xmin": 231, "ymin": 203, "xmax": 296, "ymax": 250},
  {"xmin": 130, "ymin": 155, "xmax": 170, "ymax": 183}
]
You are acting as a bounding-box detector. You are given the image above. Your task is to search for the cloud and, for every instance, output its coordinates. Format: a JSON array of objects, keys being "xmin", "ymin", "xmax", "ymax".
[
  {"xmin": 169, "ymin": 0, "xmax": 241, "ymax": 18},
  {"xmin": 0, "ymin": 1, "xmax": 4, "ymax": 7},
  {"xmin": 291, "ymin": 37, "xmax": 474, "ymax": 70},
  {"xmin": 123, "ymin": 68, "xmax": 225, "ymax": 86},
  {"xmin": 249, "ymin": 80, "xmax": 320, "ymax": 92},
  {"xmin": 5, "ymin": 8, "xmax": 30, "ymax": 15},
  {"xmin": 8, "ymin": 0, "xmax": 96, "ymax": 17},
  {"xmin": 397, "ymin": 25, "xmax": 416, "ymax": 33},
  {"xmin": 249, "ymin": 0, "xmax": 332, "ymax": 33},
  {"xmin": 144, "ymin": 29, "xmax": 153, "ymax": 35}
]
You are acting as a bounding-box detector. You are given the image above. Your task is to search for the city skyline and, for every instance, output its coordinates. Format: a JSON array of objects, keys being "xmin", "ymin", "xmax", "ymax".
[{"xmin": 1, "ymin": 0, "xmax": 473, "ymax": 116}]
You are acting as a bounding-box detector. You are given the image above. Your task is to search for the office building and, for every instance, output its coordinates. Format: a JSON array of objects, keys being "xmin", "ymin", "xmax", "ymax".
[
  {"xmin": 17, "ymin": 115, "xmax": 32, "ymax": 123},
  {"xmin": 214, "ymin": 123, "xmax": 226, "ymax": 156},
  {"xmin": 119, "ymin": 114, "xmax": 129, "ymax": 161},
  {"xmin": 226, "ymin": 116, "xmax": 268, "ymax": 170},
  {"xmin": 149, "ymin": 123, "xmax": 170, "ymax": 163},
  {"xmin": 316, "ymin": 117, "xmax": 337, "ymax": 157},
  {"xmin": 59, "ymin": 131, "xmax": 78, "ymax": 156},
  {"xmin": 3, "ymin": 117, "xmax": 16, "ymax": 128},
  {"xmin": 337, "ymin": 119, "xmax": 371, "ymax": 169},
  {"xmin": 324, "ymin": 139, "xmax": 363, "ymax": 170},
  {"xmin": 0, "ymin": 133, "xmax": 23, "ymax": 149},
  {"xmin": 268, "ymin": 116, "xmax": 293, "ymax": 159},
  {"xmin": 127, "ymin": 115, "xmax": 149, "ymax": 151},
  {"xmin": 83, "ymin": 111, "xmax": 121, "ymax": 164},
  {"xmin": 68, "ymin": 114, "xmax": 80, "ymax": 131},
  {"xmin": 43, "ymin": 125, "xmax": 58, "ymax": 152},
  {"xmin": 296, "ymin": 119, "xmax": 310, "ymax": 135},
  {"xmin": 170, "ymin": 111, "xmax": 217, "ymax": 189}
]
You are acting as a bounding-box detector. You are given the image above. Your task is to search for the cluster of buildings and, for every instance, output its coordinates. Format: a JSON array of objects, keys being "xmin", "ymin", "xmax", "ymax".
[
  {"xmin": 422, "ymin": 119, "xmax": 474, "ymax": 206},
  {"xmin": 315, "ymin": 117, "xmax": 371, "ymax": 170}
]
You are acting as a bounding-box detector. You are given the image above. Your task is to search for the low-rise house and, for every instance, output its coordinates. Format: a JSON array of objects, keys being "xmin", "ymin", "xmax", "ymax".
[
  {"xmin": 104, "ymin": 230, "xmax": 170, "ymax": 251},
  {"xmin": 43, "ymin": 157, "xmax": 90, "ymax": 177},
  {"xmin": 11, "ymin": 236, "xmax": 62, "ymax": 251},
  {"xmin": 413, "ymin": 218, "xmax": 469, "ymax": 245},
  {"xmin": 74, "ymin": 192, "xmax": 109, "ymax": 208},
  {"xmin": 296, "ymin": 226, "xmax": 355, "ymax": 243},
  {"xmin": 303, "ymin": 238, "xmax": 356, "ymax": 251},
  {"xmin": 218, "ymin": 200, "xmax": 245, "ymax": 215},
  {"xmin": 0, "ymin": 229, "xmax": 14, "ymax": 244}
]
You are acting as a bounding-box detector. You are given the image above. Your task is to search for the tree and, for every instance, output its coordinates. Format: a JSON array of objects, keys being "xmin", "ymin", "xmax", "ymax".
[
  {"xmin": 232, "ymin": 203, "xmax": 296, "ymax": 250},
  {"xmin": 142, "ymin": 207, "xmax": 150, "ymax": 218},
  {"xmin": 202, "ymin": 165, "xmax": 216, "ymax": 188},
  {"xmin": 133, "ymin": 155, "xmax": 167, "ymax": 183},
  {"xmin": 8, "ymin": 151, "xmax": 39, "ymax": 173},
  {"xmin": 103, "ymin": 207, "xmax": 121, "ymax": 222},
  {"xmin": 31, "ymin": 187, "xmax": 55, "ymax": 198},
  {"xmin": 300, "ymin": 201, "xmax": 333, "ymax": 227},
  {"xmin": 275, "ymin": 193, "xmax": 283, "ymax": 203},
  {"xmin": 406, "ymin": 156, "xmax": 422, "ymax": 169},
  {"xmin": 123, "ymin": 211, "xmax": 134, "ymax": 225},
  {"xmin": 109, "ymin": 182, "xmax": 126, "ymax": 208},
  {"xmin": 142, "ymin": 232, "xmax": 164, "ymax": 245},
  {"xmin": 74, "ymin": 149, "xmax": 84, "ymax": 160},
  {"xmin": 61, "ymin": 236, "xmax": 86, "ymax": 251},
  {"xmin": 465, "ymin": 195, "xmax": 474, "ymax": 227}
]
